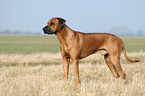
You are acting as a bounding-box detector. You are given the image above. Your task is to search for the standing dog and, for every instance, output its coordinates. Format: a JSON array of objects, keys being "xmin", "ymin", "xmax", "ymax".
[{"xmin": 43, "ymin": 17, "xmax": 139, "ymax": 86}]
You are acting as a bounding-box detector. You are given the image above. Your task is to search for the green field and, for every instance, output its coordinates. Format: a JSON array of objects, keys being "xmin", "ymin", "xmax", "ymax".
[
  {"xmin": 0, "ymin": 34, "xmax": 145, "ymax": 54},
  {"xmin": 0, "ymin": 35, "xmax": 59, "ymax": 54}
]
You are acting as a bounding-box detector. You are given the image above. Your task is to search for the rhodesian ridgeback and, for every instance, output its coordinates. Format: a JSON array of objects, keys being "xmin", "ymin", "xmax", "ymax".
[{"xmin": 43, "ymin": 17, "xmax": 139, "ymax": 86}]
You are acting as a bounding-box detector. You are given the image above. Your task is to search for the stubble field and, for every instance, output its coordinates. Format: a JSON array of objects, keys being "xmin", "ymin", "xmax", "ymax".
[{"xmin": 0, "ymin": 35, "xmax": 145, "ymax": 96}]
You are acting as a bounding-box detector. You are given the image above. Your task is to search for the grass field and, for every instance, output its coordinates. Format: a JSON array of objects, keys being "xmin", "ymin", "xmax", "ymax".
[
  {"xmin": 0, "ymin": 34, "xmax": 145, "ymax": 96},
  {"xmin": 0, "ymin": 52, "xmax": 145, "ymax": 96},
  {"xmin": 0, "ymin": 35, "xmax": 59, "ymax": 54},
  {"xmin": 0, "ymin": 34, "xmax": 145, "ymax": 54}
]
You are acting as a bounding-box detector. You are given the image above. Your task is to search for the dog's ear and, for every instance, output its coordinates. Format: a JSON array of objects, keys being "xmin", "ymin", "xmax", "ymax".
[{"xmin": 57, "ymin": 18, "xmax": 66, "ymax": 28}]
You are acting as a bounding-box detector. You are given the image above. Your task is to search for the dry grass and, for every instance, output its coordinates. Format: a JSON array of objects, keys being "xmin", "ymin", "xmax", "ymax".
[{"xmin": 0, "ymin": 52, "xmax": 145, "ymax": 96}]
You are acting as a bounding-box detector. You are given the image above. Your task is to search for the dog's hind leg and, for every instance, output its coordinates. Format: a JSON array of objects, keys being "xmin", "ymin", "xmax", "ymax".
[
  {"xmin": 109, "ymin": 53, "xmax": 126, "ymax": 80},
  {"xmin": 104, "ymin": 53, "xmax": 119, "ymax": 78}
]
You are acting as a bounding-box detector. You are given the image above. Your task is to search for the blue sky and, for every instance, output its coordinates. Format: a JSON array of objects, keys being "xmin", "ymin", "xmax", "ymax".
[{"xmin": 0, "ymin": 0, "xmax": 145, "ymax": 33}]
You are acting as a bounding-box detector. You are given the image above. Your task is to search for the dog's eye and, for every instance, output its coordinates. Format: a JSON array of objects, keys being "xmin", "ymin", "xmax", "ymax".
[
  {"xmin": 50, "ymin": 22, "xmax": 55, "ymax": 26},
  {"xmin": 51, "ymin": 25, "xmax": 55, "ymax": 28}
]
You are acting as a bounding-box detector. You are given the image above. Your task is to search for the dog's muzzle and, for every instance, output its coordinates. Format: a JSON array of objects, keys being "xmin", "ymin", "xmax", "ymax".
[{"xmin": 43, "ymin": 26, "xmax": 54, "ymax": 34}]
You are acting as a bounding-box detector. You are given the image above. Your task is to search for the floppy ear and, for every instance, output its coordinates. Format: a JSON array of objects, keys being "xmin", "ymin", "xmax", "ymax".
[{"xmin": 57, "ymin": 18, "xmax": 66, "ymax": 28}]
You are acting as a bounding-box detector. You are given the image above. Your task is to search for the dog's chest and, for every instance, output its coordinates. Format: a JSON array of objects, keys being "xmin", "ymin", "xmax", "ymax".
[{"xmin": 60, "ymin": 42, "xmax": 69, "ymax": 53}]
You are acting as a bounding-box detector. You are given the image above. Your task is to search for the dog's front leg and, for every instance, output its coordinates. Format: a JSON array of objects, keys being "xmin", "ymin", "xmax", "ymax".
[
  {"xmin": 63, "ymin": 57, "xmax": 70, "ymax": 80},
  {"xmin": 72, "ymin": 59, "xmax": 80, "ymax": 86}
]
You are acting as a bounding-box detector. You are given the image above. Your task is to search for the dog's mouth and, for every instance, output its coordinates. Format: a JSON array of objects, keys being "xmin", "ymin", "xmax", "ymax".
[
  {"xmin": 44, "ymin": 31, "xmax": 54, "ymax": 35},
  {"xmin": 43, "ymin": 31, "xmax": 56, "ymax": 35}
]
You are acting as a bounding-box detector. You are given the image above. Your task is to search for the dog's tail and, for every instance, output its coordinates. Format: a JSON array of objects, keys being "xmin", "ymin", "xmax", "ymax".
[{"xmin": 121, "ymin": 40, "xmax": 139, "ymax": 63}]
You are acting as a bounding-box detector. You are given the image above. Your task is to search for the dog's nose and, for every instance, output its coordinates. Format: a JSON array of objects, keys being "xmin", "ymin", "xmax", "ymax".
[
  {"xmin": 43, "ymin": 26, "xmax": 47, "ymax": 30},
  {"xmin": 43, "ymin": 27, "xmax": 45, "ymax": 31},
  {"xmin": 43, "ymin": 26, "xmax": 47, "ymax": 34}
]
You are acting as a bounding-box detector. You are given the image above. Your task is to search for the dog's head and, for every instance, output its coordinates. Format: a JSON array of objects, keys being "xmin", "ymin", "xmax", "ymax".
[{"xmin": 43, "ymin": 17, "xmax": 66, "ymax": 34}]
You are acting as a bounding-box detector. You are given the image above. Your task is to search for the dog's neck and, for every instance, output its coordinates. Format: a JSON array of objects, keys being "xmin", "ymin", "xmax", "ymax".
[{"xmin": 56, "ymin": 24, "xmax": 75, "ymax": 44}]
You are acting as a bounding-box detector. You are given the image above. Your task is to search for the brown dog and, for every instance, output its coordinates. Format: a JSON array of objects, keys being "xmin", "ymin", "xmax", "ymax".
[{"xmin": 43, "ymin": 17, "xmax": 139, "ymax": 86}]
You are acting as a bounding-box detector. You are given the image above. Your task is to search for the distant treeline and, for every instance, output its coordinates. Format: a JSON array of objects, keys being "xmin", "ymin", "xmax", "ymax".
[
  {"xmin": 0, "ymin": 30, "xmax": 42, "ymax": 35},
  {"xmin": 0, "ymin": 28, "xmax": 145, "ymax": 36}
]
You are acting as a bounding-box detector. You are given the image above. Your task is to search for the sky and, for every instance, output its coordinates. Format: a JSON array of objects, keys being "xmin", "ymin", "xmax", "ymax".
[{"xmin": 0, "ymin": 0, "xmax": 145, "ymax": 33}]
